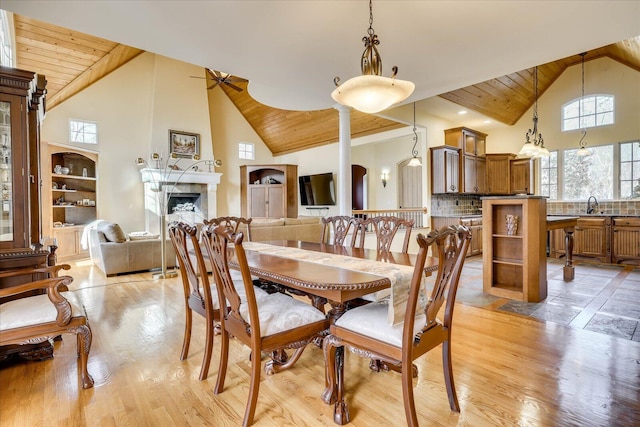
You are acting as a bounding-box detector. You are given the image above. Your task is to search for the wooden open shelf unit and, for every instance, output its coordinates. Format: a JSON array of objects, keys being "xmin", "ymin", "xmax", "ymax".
[{"xmin": 482, "ymin": 196, "xmax": 547, "ymax": 302}]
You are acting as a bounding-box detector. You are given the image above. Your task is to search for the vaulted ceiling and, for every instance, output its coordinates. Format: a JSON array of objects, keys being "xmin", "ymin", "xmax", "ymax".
[{"xmin": 11, "ymin": 14, "xmax": 640, "ymax": 156}]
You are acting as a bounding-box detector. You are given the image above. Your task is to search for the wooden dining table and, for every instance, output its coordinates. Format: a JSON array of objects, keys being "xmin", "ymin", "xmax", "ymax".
[{"xmin": 228, "ymin": 239, "xmax": 439, "ymax": 425}]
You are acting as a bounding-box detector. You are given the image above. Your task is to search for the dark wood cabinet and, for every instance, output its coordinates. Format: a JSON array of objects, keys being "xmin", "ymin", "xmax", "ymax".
[
  {"xmin": 240, "ymin": 164, "xmax": 298, "ymax": 218},
  {"xmin": 510, "ymin": 158, "xmax": 535, "ymax": 195},
  {"xmin": 430, "ymin": 146, "xmax": 460, "ymax": 194},
  {"xmin": 0, "ymin": 67, "xmax": 46, "ymax": 251},
  {"xmin": 485, "ymin": 153, "xmax": 515, "ymax": 195}
]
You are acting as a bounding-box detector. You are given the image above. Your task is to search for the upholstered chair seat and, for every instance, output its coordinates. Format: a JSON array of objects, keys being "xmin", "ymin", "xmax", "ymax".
[
  {"xmin": 239, "ymin": 291, "xmax": 326, "ymax": 337},
  {"xmin": 333, "ymin": 299, "xmax": 426, "ymax": 348},
  {"xmin": 0, "ymin": 291, "xmax": 86, "ymax": 330}
]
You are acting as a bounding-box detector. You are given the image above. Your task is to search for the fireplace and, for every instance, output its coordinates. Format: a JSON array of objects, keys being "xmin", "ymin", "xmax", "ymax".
[{"xmin": 139, "ymin": 168, "xmax": 222, "ymax": 235}]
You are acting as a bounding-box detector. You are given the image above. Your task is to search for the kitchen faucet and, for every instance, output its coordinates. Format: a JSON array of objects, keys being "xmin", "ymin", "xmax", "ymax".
[{"xmin": 586, "ymin": 196, "xmax": 599, "ymax": 214}]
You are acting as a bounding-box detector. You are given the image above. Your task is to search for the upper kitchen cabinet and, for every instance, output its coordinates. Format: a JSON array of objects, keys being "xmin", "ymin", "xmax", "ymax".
[
  {"xmin": 445, "ymin": 127, "xmax": 486, "ymax": 157},
  {"xmin": 430, "ymin": 146, "xmax": 460, "ymax": 194},
  {"xmin": 445, "ymin": 127, "xmax": 487, "ymax": 194}
]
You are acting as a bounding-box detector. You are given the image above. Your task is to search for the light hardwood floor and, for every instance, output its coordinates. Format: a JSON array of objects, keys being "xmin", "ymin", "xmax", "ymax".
[{"xmin": 1, "ymin": 259, "xmax": 639, "ymax": 426}]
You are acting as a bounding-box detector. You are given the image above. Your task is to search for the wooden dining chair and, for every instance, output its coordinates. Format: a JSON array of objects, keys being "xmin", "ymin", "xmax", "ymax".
[
  {"xmin": 321, "ymin": 215, "xmax": 356, "ymax": 246},
  {"xmin": 169, "ymin": 221, "xmax": 219, "ymax": 381},
  {"xmin": 201, "ymin": 224, "xmax": 328, "ymax": 427},
  {"xmin": 323, "ymin": 225, "xmax": 471, "ymax": 426}
]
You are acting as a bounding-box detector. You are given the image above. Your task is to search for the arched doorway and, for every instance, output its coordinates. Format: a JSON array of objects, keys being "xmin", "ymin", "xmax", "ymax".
[
  {"xmin": 398, "ymin": 158, "xmax": 422, "ymax": 209},
  {"xmin": 352, "ymin": 164, "xmax": 367, "ymax": 211}
]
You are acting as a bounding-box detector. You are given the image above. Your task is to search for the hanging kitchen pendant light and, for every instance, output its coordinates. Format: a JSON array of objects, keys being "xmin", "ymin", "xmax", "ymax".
[
  {"xmin": 408, "ymin": 102, "xmax": 421, "ymax": 167},
  {"xmin": 576, "ymin": 52, "xmax": 591, "ymax": 157},
  {"xmin": 519, "ymin": 66, "xmax": 548, "ymax": 158}
]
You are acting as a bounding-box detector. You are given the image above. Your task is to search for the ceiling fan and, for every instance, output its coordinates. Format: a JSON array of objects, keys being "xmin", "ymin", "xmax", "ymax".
[{"xmin": 190, "ymin": 68, "xmax": 247, "ymax": 92}]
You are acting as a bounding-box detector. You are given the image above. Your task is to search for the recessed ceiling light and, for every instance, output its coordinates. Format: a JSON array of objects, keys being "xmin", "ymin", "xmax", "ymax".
[
  {"xmin": 458, "ymin": 110, "xmax": 467, "ymax": 115},
  {"xmin": 484, "ymin": 120, "xmax": 491, "ymax": 124}
]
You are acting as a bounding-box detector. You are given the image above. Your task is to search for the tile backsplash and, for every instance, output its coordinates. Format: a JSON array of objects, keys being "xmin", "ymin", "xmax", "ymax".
[
  {"xmin": 547, "ymin": 201, "xmax": 640, "ymax": 216},
  {"xmin": 431, "ymin": 195, "xmax": 640, "ymax": 217},
  {"xmin": 430, "ymin": 194, "xmax": 482, "ymax": 216}
]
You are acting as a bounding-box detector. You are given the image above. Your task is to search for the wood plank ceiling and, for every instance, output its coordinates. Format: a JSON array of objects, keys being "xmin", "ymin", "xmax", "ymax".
[
  {"xmin": 12, "ymin": 14, "xmax": 640, "ymax": 154},
  {"xmin": 440, "ymin": 37, "xmax": 640, "ymax": 125}
]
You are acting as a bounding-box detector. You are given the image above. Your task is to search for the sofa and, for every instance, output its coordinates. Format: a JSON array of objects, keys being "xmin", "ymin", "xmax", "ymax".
[
  {"xmin": 240, "ymin": 216, "xmax": 323, "ymax": 242},
  {"xmin": 88, "ymin": 222, "xmax": 176, "ymax": 276}
]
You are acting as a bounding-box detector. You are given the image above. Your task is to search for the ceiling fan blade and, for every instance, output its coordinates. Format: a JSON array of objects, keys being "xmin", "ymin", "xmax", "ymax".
[
  {"xmin": 226, "ymin": 76, "xmax": 248, "ymax": 83},
  {"xmin": 207, "ymin": 81, "xmax": 221, "ymax": 90},
  {"xmin": 189, "ymin": 75, "xmax": 208, "ymax": 79},
  {"xmin": 206, "ymin": 68, "xmax": 217, "ymax": 80},
  {"xmin": 212, "ymin": 69, "xmax": 223, "ymax": 80},
  {"xmin": 224, "ymin": 82, "xmax": 243, "ymax": 92}
]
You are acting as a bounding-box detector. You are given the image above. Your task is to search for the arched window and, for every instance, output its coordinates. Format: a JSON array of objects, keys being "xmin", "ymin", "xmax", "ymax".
[{"xmin": 562, "ymin": 95, "xmax": 614, "ymax": 131}]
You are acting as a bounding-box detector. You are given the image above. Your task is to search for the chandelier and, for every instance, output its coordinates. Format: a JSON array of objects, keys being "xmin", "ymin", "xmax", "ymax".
[
  {"xmin": 576, "ymin": 52, "xmax": 591, "ymax": 157},
  {"xmin": 518, "ymin": 66, "xmax": 549, "ymax": 158},
  {"xmin": 407, "ymin": 102, "xmax": 421, "ymax": 167},
  {"xmin": 331, "ymin": 0, "xmax": 414, "ymax": 114}
]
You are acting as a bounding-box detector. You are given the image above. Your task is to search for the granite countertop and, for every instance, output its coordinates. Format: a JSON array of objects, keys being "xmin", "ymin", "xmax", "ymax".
[{"xmin": 547, "ymin": 213, "xmax": 640, "ymax": 218}]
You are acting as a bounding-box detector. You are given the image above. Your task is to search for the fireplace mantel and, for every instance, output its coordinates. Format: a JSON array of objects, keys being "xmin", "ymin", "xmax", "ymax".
[
  {"xmin": 139, "ymin": 168, "xmax": 223, "ymax": 234},
  {"xmin": 139, "ymin": 168, "xmax": 222, "ymax": 186}
]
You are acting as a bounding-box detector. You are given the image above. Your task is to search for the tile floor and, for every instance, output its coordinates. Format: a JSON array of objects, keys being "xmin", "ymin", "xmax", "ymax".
[{"xmin": 455, "ymin": 257, "xmax": 640, "ymax": 341}]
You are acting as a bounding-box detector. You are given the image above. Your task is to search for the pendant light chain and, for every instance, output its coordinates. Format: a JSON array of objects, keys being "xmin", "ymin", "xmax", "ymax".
[
  {"xmin": 412, "ymin": 102, "xmax": 418, "ymax": 157},
  {"xmin": 578, "ymin": 52, "xmax": 589, "ymax": 152}
]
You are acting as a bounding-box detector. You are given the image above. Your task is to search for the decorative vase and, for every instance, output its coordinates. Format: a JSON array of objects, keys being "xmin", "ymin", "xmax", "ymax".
[{"xmin": 505, "ymin": 215, "xmax": 519, "ymax": 236}]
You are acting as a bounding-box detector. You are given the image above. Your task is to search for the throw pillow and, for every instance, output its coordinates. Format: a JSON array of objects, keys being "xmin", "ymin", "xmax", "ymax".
[
  {"xmin": 98, "ymin": 222, "xmax": 127, "ymax": 243},
  {"xmin": 128, "ymin": 231, "xmax": 159, "ymax": 241}
]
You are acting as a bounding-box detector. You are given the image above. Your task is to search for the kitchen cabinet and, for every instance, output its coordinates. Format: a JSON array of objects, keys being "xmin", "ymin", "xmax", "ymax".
[
  {"xmin": 612, "ymin": 217, "xmax": 640, "ymax": 264},
  {"xmin": 432, "ymin": 216, "xmax": 482, "ymax": 257},
  {"xmin": 430, "ymin": 146, "xmax": 460, "ymax": 194},
  {"xmin": 460, "ymin": 217, "xmax": 483, "ymax": 256},
  {"xmin": 549, "ymin": 216, "xmax": 610, "ymax": 263},
  {"xmin": 445, "ymin": 127, "xmax": 486, "ymax": 157},
  {"xmin": 240, "ymin": 164, "xmax": 298, "ymax": 218},
  {"xmin": 485, "ymin": 153, "xmax": 515, "ymax": 195},
  {"xmin": 445, "ymin": 127, "xmax": 487, "ymax": 194},
  {"xmin": 462, "ymin": 155, "xmax": 485, "ymax": 194},
  {"xmin": 483, "ymin": 196, "xmax": 547, "ymax": 302},
  {"xmin": 510, "ymin": 158, "xmax": 535, "ymax": 195}
]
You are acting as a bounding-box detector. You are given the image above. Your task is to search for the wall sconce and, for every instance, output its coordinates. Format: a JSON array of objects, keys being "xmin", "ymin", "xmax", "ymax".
[{"xmin": 381, "ymin": 171, "xmax": 389, "ymax": 188}]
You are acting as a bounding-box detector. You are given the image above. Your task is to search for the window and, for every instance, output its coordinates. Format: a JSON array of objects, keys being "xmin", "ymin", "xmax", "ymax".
[
  {"xmin": 239, "ymin": 142, "xmax": 254, "ymax": 160},
  {"xmin": 562, "ymin": 144, "xmax": 613, "ymax": 200},
  {"xmin": 0, "ymin": 11, "xmax": 13, "ymax": 67},
  {"xmin": 619, "ymin": 142, "xmax": 640, "ymax": 199},
  {"xmin": 562, "ymin": 95, "xmax": 614, "ymax": 131},
  {"xmin": 69, "ymin": 119, "xmax": 97, "ymax": 144},
  {"xmin": 540, "ymin": 151, "xmax": 558, "ymax": 200}
]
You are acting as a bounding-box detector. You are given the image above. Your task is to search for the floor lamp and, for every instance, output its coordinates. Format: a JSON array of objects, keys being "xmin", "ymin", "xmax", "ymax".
[{"xmin": 136, "ymin": 153, "xmax": 214, "ymax": 280}]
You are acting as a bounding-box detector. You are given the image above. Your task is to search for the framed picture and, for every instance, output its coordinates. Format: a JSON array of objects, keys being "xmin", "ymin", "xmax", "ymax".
[{"xmin": 169, "ymin": 130, "xmax": 200, "ymax": 158}]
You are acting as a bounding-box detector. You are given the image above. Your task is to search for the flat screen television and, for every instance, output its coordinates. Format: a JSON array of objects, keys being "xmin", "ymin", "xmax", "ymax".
[{"xmin": 299, "ymin": 172, "xmax": 336, "ymax": 206}]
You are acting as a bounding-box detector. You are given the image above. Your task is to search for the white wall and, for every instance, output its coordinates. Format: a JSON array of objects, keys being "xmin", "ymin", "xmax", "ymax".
[
  {"xmin": 489, "ymin": 57, "xmax": 640, "ymax": 153},
  {"xmin": 41, "ymin": 53, "xmax": 214, "ymax": 233}
]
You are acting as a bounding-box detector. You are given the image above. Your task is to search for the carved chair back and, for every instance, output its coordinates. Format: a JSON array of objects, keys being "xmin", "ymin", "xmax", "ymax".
[
  {"xmin": 351, "ymin": 215, "xmax": 414, "ymax": 253},
  {"xmin": 321, "ymin": 216, "xmax": 356, "ymax": 246},
  {"xmin": 204, "ymin": 216, "xmax": 252, "ymax": 242}
]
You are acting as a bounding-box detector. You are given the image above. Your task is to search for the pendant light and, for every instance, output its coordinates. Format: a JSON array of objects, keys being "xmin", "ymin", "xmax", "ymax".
[
  {"xmin": 576, "ymin": 52, "xmax": 591, "ymax": 157},
  {"xmin": 519, "ymin": 66, "xmax": 549, "ymax": 158},
  {"xmin": 407, "ymin": 102, "xmax": 422, "ymax": 167},
  {"xmin": 331, "ymin": 0, "xmax": 414, "ymax": 114}
]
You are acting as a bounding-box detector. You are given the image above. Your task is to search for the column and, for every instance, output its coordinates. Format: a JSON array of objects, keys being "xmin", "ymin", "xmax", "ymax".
[{"xmin": 335, "ymin": 104, "xmax": 352, "ymax": 216}]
